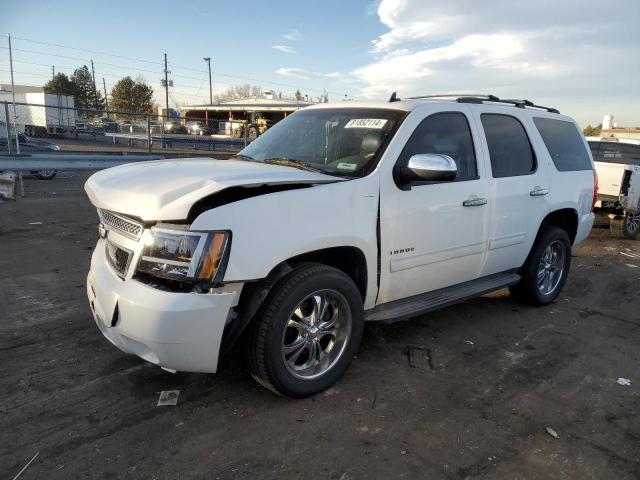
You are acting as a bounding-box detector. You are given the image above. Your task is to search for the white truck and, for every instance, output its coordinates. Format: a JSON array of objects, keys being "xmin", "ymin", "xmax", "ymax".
[
  {"xmin": 587, "ymin": 137, "xmax": 640, "ymax": 238},
  {"xmin": 85, "ymin": 95, "xmax": 596, "ymax": 397},
  {"xmin": 6, "ymin": 92, "xmax": 76, "ymax": 137}
]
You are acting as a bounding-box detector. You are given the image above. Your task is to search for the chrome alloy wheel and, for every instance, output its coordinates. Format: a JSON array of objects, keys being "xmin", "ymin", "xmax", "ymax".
[
  {"xmin": 537, "ymin": 240, "xmax": 565, "ymax": 295},
  {"xmin": 626, "ymin": 212, "xmax": 640, "ymax": 234},
  {"xmin": 281, "ymin": 290, "xmax": 352, "ymax": 379}
]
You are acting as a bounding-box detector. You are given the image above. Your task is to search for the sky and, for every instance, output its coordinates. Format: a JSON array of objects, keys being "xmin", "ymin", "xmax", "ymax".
[{"xmin": 2, "ymin": 0, "xmax": 639, "ymax": 127}]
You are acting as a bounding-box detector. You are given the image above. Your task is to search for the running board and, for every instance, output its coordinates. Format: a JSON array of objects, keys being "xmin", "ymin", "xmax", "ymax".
[{"xmin": 365, "ymin": 272, "xmax": 520, "ymax": 322}]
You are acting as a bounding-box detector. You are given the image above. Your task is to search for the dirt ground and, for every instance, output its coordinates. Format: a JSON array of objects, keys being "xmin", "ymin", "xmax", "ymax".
[{"xmin": 1, "ymin": 172, "xmax": 639, "ymax": 480}]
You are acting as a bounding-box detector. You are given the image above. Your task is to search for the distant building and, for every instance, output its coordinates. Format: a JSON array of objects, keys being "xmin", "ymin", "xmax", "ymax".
[
  {"xmin": 181, "ymin": 97, "xmax": 314, "ymax": 125},
  {"xmin": 600, "ymin": 114, "xmax": 640, "ymax": 140}
]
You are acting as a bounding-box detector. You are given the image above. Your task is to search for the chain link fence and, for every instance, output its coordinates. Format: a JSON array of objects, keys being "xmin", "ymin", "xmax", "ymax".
[{"xmin": 0, "ymin": 100, "xmax": 270, "ymax": 157}]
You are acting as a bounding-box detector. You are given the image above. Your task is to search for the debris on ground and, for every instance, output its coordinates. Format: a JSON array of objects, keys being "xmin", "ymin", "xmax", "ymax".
[
  {"xmin": 0, "ymin": 171, "xmax": 16, "ymax": 201},
  {"xmin": 546, "ymin": 427, "xmax": 559, "ymax": 439},
  {"xmin": 157, "ymin": 390, "xmax": 180, "ymax": 406},
  {"xmin": 12, "ymin": 451, "xmax": 39, "ymax": 480},
  {"xmin": 406, "ymin": 345, "xmax": 433, "ymax": 370},
  {"xmin": 465, "ymin": 340, "xmax": 475, "ymax": 345},
  {"xmin": 625, "ymin": 263, "xmax": 638, "ymax": 268},
  {"xmin": 28, "ymin": 221, "xmax": 43, "ymax": 225},
  {"xmin": 620, "ymin": 251, "xmax": 640, "ymax": 258},
  {"xmin": 616, "ymin": 377, "xmax": 631, "ymax": 386}
]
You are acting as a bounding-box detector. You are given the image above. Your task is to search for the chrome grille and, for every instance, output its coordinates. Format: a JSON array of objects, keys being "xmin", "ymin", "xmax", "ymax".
[
  {"xmin": 105, "ymin": 240, "xmax": 133, "ymax": 277},
  {"xmin": 99, "ymin": 209, "xmax": 143, "ymax": 240}
]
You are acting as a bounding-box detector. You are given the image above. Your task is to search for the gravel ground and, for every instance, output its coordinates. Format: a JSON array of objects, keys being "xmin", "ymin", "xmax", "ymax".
[{"xmin": 1, "ymin": 172, "xmax": 639, "ymax": 479}]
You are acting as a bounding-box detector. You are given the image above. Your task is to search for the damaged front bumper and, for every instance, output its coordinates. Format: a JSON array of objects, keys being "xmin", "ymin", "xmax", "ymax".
[{"xmin": 87, "ymin": 239, "xmax": 241, "ymax": 373}]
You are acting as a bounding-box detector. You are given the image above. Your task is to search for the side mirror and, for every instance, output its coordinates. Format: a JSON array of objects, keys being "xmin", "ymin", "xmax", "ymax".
[{"xmin": 400, "ymin": 153, "xmax": 457, "ymax": 183}]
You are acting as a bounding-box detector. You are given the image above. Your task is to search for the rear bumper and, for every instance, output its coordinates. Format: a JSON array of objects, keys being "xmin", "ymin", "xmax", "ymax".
[
  {"xmin": 87, "ymin": 239, "xmax": 241, "ymax": 373},
  {"xmin": 574, "ymin": 212, "xmax": 595, "ymax": 246}
]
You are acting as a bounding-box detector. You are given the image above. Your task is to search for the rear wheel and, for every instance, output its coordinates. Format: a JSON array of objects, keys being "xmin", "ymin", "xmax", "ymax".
[
  {"xmin": 510, "ymin": 226, "xmax": 571, "ymax": 306},
  {"xmin": 248, "ymin": 263, "xmax": 364, "ymax": 397}
]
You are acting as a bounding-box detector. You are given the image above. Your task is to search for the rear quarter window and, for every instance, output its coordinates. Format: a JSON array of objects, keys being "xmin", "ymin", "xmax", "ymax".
[{"xmin": 533, "ymin": 117, "xmax": 592, "ymax": 171}]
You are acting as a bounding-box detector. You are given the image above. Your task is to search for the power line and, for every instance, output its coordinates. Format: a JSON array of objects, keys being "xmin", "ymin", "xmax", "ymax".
[{"xmin": 10, "ymin": 35, "xmax": 160, "ymax": 66}]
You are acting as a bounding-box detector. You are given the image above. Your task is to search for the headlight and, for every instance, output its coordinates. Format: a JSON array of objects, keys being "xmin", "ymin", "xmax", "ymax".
[{"xmin": 136, "ymin": 227, "xmax": 230, "ymax": 283}]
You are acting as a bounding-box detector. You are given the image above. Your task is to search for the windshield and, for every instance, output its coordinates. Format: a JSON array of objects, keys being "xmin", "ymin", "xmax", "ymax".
[{"xmin": 238, "ymin": 108, "xmax": 405, "ymax": 177}]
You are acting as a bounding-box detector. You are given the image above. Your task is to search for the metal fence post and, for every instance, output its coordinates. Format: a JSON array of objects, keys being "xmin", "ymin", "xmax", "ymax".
[
  {"xmin": 146, "ymin": 115, "xmax": 152, "ymax": 152},
  {"xmin": 3, "ymin": 103, "xmax": 12, "ymax": 155},
  {"xmin": 244, "ymin": 121, "xmax": 248, "ymax": 147}
]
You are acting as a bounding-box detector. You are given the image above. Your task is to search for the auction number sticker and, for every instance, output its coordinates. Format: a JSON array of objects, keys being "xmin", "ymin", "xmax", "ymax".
[{"xmin": 344, "ymin": 119, "xmax": 388, "ymax": 129}]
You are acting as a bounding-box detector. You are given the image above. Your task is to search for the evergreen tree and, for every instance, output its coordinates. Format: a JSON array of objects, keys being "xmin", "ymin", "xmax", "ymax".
[
  {"xmin": 110, "ymin": 76, "xmax": 154, "ymax": 115},
  {"xmin": 43, "ymin": 73, "xmax": 77, "ymax": 96},
  {"xmin": 71, "ymin": 66, "xmax": 104, "ymax": 111}
]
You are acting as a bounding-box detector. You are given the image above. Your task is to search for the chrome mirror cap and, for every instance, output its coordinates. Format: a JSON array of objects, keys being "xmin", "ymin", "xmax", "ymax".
[{"xmin": 404, "ymin": 153, "xmax": 458, "ymax": 182}]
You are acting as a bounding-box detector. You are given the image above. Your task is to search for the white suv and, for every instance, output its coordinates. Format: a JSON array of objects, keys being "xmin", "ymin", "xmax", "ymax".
[{"xmin": 85, "ymin": 94, "xmax": 596, "ymax": 397}]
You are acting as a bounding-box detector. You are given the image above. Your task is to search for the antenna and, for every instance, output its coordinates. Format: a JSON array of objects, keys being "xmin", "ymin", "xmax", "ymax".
[{"xmin": 389, "ymin": 91, "xmax": 400, "ymax": 102}]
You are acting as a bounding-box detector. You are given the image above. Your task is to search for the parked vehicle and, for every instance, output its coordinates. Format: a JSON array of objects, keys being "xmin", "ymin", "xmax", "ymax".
[
  {"xmin": 0, "ymin": 120, "xmax": 59, "ymax": 179},
  {"xmin": 587, "ymin": 137, "xmax": 640, "ymax": 238},
  {"xmin": 85, "ymin": 95, "xmax": 596, "ymax": 396},
  {"xmin": 163, "ymin": 120, "xmax": 188, "ymax": 135},
  {"xmin": 186, "ymin": 120, "xmax": 216, "ymax": 136},
  {"xmin": 12, "ymin": 93, "xmax": 76, "ymax": 137},
  {"xmin": 89, "ymin": 117, "xmax": 119, "ymax": 133}
]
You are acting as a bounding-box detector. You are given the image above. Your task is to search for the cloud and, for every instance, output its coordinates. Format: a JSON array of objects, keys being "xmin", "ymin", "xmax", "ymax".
[
  {"xmin": 349, "ymin": 0, "xmax": 640, "ymax": 124},
  {"xmin": 276, "ymin": 68, "xmax": 342, "ymax": 81},
  {"xmin": 282, "ymin": 29, "xmax": 302, "ymax": 41},
  {"xmin": 272, "ymin": 45, "xmax": 297, "ymax": 54},
  {"xmin": 276, "ymin": 67, "xmax": 312, "ymax": 80}
]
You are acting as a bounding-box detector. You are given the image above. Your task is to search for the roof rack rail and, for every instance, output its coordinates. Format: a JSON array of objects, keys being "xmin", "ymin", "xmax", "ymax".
[
  {"xmin": 497, "ymin": 98, "xmax": 560, "ymax": 114},
  {"xmin": 401, "ymin": 93, "xmax": 560, "ymax": 114},
  {"xmin": 405, "ymin": 93, "xmax": 497, "ymax": 100},
  {"xmin": 456, "ymin": 96, "xmax": 560, "ymax": 114}
]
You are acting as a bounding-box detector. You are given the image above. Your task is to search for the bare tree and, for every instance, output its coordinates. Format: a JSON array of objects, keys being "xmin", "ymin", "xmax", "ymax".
[{"xmin": 213, "ymin": 84, "xmax": 263, "ymax": 103}]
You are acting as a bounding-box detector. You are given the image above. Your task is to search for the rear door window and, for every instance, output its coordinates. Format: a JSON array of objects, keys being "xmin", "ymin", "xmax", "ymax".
[
  {"xmin": 533, "ymin": 117, "xmax": 592, "ymax": 171},
  {"xmin": 481, "ymin": 114, "xmax": 536, "ymax": 178}
]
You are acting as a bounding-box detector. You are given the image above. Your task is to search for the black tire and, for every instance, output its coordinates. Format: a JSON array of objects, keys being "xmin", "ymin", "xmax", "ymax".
[
  {"xmin": 510, "ymin": 226, "xmax": 571, "ymax": 306},
  {"xmin": 610, "ymin": 213, "xmax": 640, "ymax": 239},
  {"xmin": 248, "ymin": 263, "xmax": 364, "ymax": 397},
  {"xmin": 247, "ymin": 126, "xmax": 258, "ymax": 142},
  {"xmin": 34, "ymin": 170, "xmax": 57, "ymax": 180}
]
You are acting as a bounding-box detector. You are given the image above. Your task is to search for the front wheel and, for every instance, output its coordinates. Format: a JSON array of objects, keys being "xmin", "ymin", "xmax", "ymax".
[
  {"xmin": 510, "ymin": 226, "xmax": 571, "ymax": 306},
  {"xmin": 248, "ymin": 263, "xmax": 364, "ymax": 397}
]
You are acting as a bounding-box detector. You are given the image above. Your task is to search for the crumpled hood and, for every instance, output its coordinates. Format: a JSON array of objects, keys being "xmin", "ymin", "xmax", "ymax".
[{"xmin": 85, "ymin": 158, "xmax": 339, "ymax": 221}]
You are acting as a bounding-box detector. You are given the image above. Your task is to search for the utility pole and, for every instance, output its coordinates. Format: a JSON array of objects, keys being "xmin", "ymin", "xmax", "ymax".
[
  {"xmin": 102, "ymin": 77, "xmax": 109, "ymax": 114},
  {"xmin": 164, "ymin": 53, "xmax": 170, "ymax": 119},
  {"xmin": 203, "ymin": 57, "xmax": 212, "ymax": 104},
  {"xmin": 52, "ymin": 65, "xmax": 55, "ymax": 79},
  {"xmin": 7, "ymin": 34, "xmax": 20, "ymax": 155},
  {"xmin": 90, "ymin": 59, "xmax": 96, "ymax": 90}
]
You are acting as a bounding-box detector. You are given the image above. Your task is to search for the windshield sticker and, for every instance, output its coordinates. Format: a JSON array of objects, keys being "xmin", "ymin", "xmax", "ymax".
[
  {"xmin": 344, "ymin": 119, "xmax": 388, "ymax": 129},
  {"xmin": 336, "ymin": 162, "xmax": 358, "ymax": 171}
]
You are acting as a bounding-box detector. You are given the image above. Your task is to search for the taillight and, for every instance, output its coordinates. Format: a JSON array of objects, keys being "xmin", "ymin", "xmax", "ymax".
[{"xmin": 591, "ymin": 170, "xmax": 598, "ymax": 212}]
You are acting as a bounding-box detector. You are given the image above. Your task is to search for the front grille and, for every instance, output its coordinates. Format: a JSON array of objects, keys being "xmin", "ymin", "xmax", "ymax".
[
  {"xmin": 99, "ymin": 209, "xmax": 143, "ymax": 240},
  {"xmin": 106, "ymin": 240, "xmax": 133, "ymax": 278}
]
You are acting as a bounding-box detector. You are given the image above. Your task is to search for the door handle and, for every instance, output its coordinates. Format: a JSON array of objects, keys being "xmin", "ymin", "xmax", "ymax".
[
  {"xmin": 530, "ymin": 186, "xmax": 549, "ymax": 196},
  {"xmin": 463, "ymin": 196, "xmax": 487, "ymax": 207}
]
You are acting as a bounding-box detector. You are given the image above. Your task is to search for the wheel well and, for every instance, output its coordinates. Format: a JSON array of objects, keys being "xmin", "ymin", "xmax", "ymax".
[
  {"xmin": 540, "ymin": 209, "xmax": 578, "ymax": 244},
  {"xmin": 219, "ymin": 246, "xmax": 367, "ymax": 357},
  {"xmin": 285, "ymin": 246, "xmax": 368, "ymax": 301}
]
